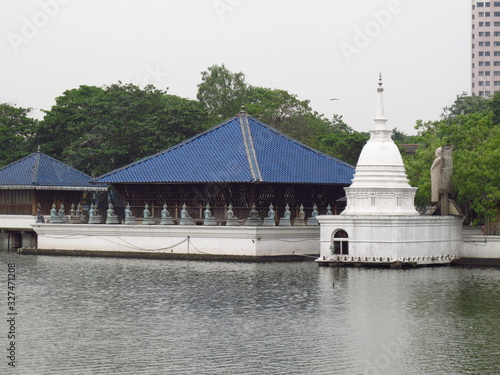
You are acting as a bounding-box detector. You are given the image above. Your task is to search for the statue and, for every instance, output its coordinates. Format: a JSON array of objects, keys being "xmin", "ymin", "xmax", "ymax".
[
  {"xmin": 429, "ymin": 145, "xmax": 460, "ymax": 215},
  {"xmin": 36, "ymin": 202, "xmax": 45, "ymax": 223},
  {"xmin": 50, "ymin": 203, "xmax": 62, "ymax": 224},
  {"xmin": 58, "ymin": 203, "xmax": 67, "ymax": 223},
  {"xmin": 226, "ymin": 203, "xmax": 239, "ymax": 226},
  {"xmin": 263, "ymin": 204, "xmax": 276, "ymax": 226},
  {"xmin": 142, "ymin": 203, "xmax": 155, "ymax": 225},
  {"xmin": 160, "ymin": 203, "xmax": 174, "ymax": 225},
  {"xmin": 430, "ymin": 147, "xmax": 442, "ymax": 203},
  {"xmin": 307, "ymin": 203, "xmax": 319, "ymax": 226},
  {"xmin": 124, "ymin": 203, "xmax": 137, "ymax": 225},
  {"xmin": 245, "ymin": 203, "xmax": 261, "ymax": 226},
  {"xmin": 326, "ymin": 204, "xmax": 333, "ymax": 215},
  {"xmin": 179, "ymin": 203, "xmax": 194, "ymax": 225},
  {"xmin": 203, "ymin": 204, "xmax": 217, "ymax": 226},
  {"xmin": 279, "ymin": 204, "xmax": 291, "ymax": 226},
  {"xmin": 88, "ymin": 203, "xmax": 102, "ymax": 224},
  {"xmin": 294, "ymin": 204, "xmax": 306, "ymax": 226},
  {"xmin": 69, "ymin": 203, "xmax": 82, "ymax": 224},
  {"xmin": 105, "ymin": 202, "xmax": 119, "ymax": 224}
]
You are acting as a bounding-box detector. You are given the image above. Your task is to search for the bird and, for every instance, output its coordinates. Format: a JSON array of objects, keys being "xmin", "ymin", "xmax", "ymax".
[{"xmin": 330, "ymin": 98, "xmax": 340, "ymax": 101}]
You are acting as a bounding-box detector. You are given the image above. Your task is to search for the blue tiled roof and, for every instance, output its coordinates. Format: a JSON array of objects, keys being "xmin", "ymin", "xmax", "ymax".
[
  {"xmin": 0, "ymin": 151, "xmax": 104, "ymax": 189},
  {"xmin": 94, "ymin": 113, "xmax": 355, "ymax": 185}
]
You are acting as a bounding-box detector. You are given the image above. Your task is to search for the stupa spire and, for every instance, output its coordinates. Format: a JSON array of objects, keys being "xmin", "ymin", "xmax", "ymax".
[{"xmin": 374, "ymin": 73, "xmax": 387, "ymax": 130}]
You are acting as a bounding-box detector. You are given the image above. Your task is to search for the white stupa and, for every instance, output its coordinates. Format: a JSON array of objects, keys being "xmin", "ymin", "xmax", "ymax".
[
  {"xmin": 342, "ymin": 75, "xmax": 419, "ymax": 216},
  {"xmin": 317, "ymin": 76, "xmax": 463, "ymax": 268}
]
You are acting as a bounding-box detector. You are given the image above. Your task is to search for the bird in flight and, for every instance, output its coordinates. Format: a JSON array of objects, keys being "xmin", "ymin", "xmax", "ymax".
[{"xmin": 330, "ymin": 98, "xmax": 339, "ymax": 101}]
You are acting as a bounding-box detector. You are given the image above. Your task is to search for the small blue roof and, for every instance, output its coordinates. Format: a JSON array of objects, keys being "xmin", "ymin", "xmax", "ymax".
[
  {"xmin": 0, "ymin": 150, "xmax": 106, "ymax": 190},
  {"xmin": 94, "ymin": 113, "xmax": 355, "ymax": 185}
]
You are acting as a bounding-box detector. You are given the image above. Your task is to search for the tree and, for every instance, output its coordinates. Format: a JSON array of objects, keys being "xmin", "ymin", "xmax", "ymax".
[
  {"xmin": 405, "ymin": 109, "xmax": 500, "ymax": 224},
  {"xmin": 35, "ymin": 83, "xmax": 208, "ymax": 176},
  {"xmin": 197, "ymin": 64, "xmax": 249, "ymax": 121},
  {"xmin": 0, "ymin": 103, "xmax": 38, "ymax": 166}
]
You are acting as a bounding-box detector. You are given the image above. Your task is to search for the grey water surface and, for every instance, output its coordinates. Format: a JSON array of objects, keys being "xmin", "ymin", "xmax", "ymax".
[{"xmin": 1, "ymin": 251, "xmax": 499, "ymax": 375}]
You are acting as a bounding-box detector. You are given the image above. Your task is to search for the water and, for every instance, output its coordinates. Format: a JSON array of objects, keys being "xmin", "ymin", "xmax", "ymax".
[{"xmin": 1, "ymin": 251, "xmax": 500, "ymax": 375}]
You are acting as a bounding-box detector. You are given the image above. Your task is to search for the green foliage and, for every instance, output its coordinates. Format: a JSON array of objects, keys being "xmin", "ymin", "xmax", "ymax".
[
  {"xmin": 405, "ymin": 100, "xmax": 500, "ymax": 223},
  {"xmin": 197, "ymin": 64, "xmax": 248, "ymax": 121},
  {"xmin": 0, "ymin": 103, "xmax": 38, "ymax": 166},
  {"xmin": 35, "ymin": 83, "xmax": 207, "ymax": 176}
]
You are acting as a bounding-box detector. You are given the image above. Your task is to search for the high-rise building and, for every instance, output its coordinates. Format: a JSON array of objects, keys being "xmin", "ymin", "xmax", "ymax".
[{"xmin": 471, "ymin": 1, "xmax": 500, "ymax": 97}]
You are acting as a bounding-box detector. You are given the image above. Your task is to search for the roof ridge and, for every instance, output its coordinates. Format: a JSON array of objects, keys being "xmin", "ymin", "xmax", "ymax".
[
  {"xmin": 93, "ymin": 115, "xmax": 240, "ymax": 182},
  {"xmin": 32, "ymin": 150, "xmax": 41, "ymax": 185},
  {"xmin": 239, "ymin": 114, "xmax": 262, "ymax": 182}
]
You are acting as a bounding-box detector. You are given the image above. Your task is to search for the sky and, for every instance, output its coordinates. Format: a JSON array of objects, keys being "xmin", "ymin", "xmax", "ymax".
[{"xmin": 1, "ymin": 0, "xmax": 471, "ymax": 135}]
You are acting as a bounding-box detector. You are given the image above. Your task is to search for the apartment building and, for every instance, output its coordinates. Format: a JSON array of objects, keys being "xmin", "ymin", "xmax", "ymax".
[{"xmin": 472, "ymin": 1, "xmax": 500, "ymax": 96}]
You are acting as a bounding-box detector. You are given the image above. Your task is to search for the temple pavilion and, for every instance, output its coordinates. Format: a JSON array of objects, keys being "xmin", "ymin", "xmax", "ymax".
[
  {"xmin": 94, "ymin": 111, "xmax": 355, "ymax": 221},
  {"xmin": 0, "ymin": 148, "xmax": 107, "ymax": 216}
]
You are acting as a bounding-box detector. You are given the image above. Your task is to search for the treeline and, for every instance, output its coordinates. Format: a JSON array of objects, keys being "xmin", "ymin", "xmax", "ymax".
[
  {"xmin": 1, "ymin": 66, "xmax": 498, "ymax": 223},
  {"xmin": 0, "ymin": 64, "xmax": 371, "ymax": 176}
]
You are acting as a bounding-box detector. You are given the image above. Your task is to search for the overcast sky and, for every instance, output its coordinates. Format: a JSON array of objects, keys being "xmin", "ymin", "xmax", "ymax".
[{"xmin": 1, "ymin": 0, "xmax": 471, "ymax": 135}]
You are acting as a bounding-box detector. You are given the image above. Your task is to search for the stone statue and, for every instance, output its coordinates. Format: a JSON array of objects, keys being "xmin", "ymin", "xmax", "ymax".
[
  {"xmin": 105, "ymin": 202, "xmax": 119, "ymax": 224},
  {"xmin": 307, "ymin": 203, "xmax": 319, "ymax": 226},
  {"xmin": 245, "ymin": 203, "xmax": 261, "ymax": 226},
  {"xmin": 69, "ymin": 203, "xmax": 82, "ymax": 224},
  {"xmin": 180, "ymin": 203, "xmax": 194, "ymax": 225},
  {"xmin": 279, "ymin": 204, "xmax": 291, "ymax": 226},
  {"xmin": 142, "ymin": 203, "xmax": 155, "ymax": 225},
  {"xmin": 50, "ymin": 203, "xmax": 62, "ymax": 224},
  {"xmin": 226, "ymin": 204, "xmax": 239, "ymax": 226},
  {"xmin": 263, "ymin": 204, "xmax": 276, "ymax": 226},
  {"xmin": 326, "ymin": 204, "xmax": 333, "ymax": 215},
  {"xmin": 430, "ymin": 145, "xmax": 459, "ymax": 215},
  {"xmin": 124, "ymin": 203, "xmax": 137, "ymax": 225},
  {"xmin": 203, "ymin": 204, "xmax": 217, "ymax": 226},
  {"xmin": 58, "ymin": 203, "xmax": 67, "ymax": 223},
  {"xmin": 430, "ymin": 147, "xmax": 442, "ymax": 203},
  {"xmin": 294, "ymin": 204, "xmax": 306, "ymax": 226},
  {"xmin": 160, "ymin": 203, "xmax": 174, "ymax": 225},
  {"xmin": 88, "ymin": 203, "xmax": 102, "ymax": 224},
  {"xmin": 36, "ymin": 202, "xmax": 45, "ymax": 223}
]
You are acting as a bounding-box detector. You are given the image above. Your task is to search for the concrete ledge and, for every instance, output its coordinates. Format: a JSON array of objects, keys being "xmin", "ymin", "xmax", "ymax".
[{"xmin": 17, "ymin": 247, "xmax": 318, "ymax": 262}]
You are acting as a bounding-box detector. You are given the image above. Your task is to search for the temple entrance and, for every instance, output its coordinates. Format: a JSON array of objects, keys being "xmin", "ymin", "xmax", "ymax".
[{"xmin": 332, "ymin": 230, "xmax": 349, "ymax": 255}]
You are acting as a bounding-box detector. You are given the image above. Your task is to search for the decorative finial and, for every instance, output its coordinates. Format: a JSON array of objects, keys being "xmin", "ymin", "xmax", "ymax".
[
  {"xmin": 374, "ymin": 73, "xmax": 387, "ymax": 130},
  {"xmin": 240, "ymin": 104, "xmax": 246, "ymax": 113},
  {"xmin": 37, "ymin": 145, "xmax": 41, "ymax": 153}
]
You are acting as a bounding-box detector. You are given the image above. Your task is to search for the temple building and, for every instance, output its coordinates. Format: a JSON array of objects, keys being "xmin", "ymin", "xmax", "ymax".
[
  {"xmin": 0, "ymin": 149, "xmax": 107, "ymax": 249},
  {"xmin": 94, "ymin": 111, "xmax": 355, "ymax": 222}
]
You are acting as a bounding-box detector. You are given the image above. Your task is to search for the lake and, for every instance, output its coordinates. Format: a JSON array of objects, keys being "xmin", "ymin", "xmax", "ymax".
[{"xmin": 1, "ymin": 250, "xmax": 499, "ymax": 374}]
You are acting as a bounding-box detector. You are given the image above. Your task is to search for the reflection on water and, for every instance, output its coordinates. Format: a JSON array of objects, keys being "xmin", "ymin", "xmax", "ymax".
[{"xmin": 1, "ymin": 251, "xmax": 500, "ymax": 374}]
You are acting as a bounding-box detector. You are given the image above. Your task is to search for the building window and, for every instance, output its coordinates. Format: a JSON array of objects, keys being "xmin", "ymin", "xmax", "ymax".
[
  {"xmin": 494, "ymin": 71, "xmax": 500, "ymax": 75},
  {"xmin": 486, "ymin": 51, "xmax": 491, "ymax": 56},
  {"xmin": 495, "ymin": 81, "xmax": 500, "ymax": 85},
  {"xmin": 331, "ymin": 230, "xmax": 349, "ymax": 255},
  {"xmin": 486, "ymin": 31, "xmax": 491, "ymax": 36},
  {"xmin": 494, "ymin": 51, "xmax": 500, "ymax": 56},
  {"xmin": 486, "ymin": 81, "xmax": 491, "ymax": 85},
  {"xmin": 480, "ymin": 51, "xmax": 484, "ymax": 56},
  {"xmin": 480, "ymin": 61, "xmax": 485, "ymax": 66},
  {"xmin": 479, "ymin": 42, "xmax": 484, "ymax": 46},
  {"xmin": 479, "ymin": 91, "xmax": 484, "ymax": 96},
  {"xmin": 495, "ymin": 1, "xmax": 500, "ymax": 6},
  {"xmin": 486, "ymin": 91, "xmax": 491, "ymax": 96},
  {"xmin": 480, "ymin": 11, "xmax": 485, "ymax": 16},
  {"xmin": 494, "ymin": 31, "xmax": 500, "ymax": 36},
  {"xmin": 495, "ymin": 61, "xmax": 500, "ymax": 65},
  {"xmin": 479, "ymin": 81, "xmax": 485, "ymax": 86},
  {"xmin": 495, "ymin": 21, "xmax": 500, "ymax": 26},
  {"xmin": 486, "ymin": 12, "xmax": 491, "ymax": 16},
  {"xmin": 495, "ymin": 41, "xmax": 500, "ymax": 46},
  {"xmin": 478, "ymin": 2, "xmax": 484, "ymax": 6},
  {"xmin": 486, "ymin": 61, "xmax": 491, "ymax": 66},
  {"xmin": 486, "ymin": 22, "xmax": 491, "ymax": 26},
  {"xmin": 485, "ymin": 41, "xmax": 491, "ymax": 46},
  {"xmin": 480, "ymin": 22, "xmax": 485, "ymax": 26},
  {"xmin": 495, "ymin": 11, "xmax": 500, "ymax": 15},
  {"xmin": 486, "ymin": 2, "xmax": 491, "ymax": 7}
]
